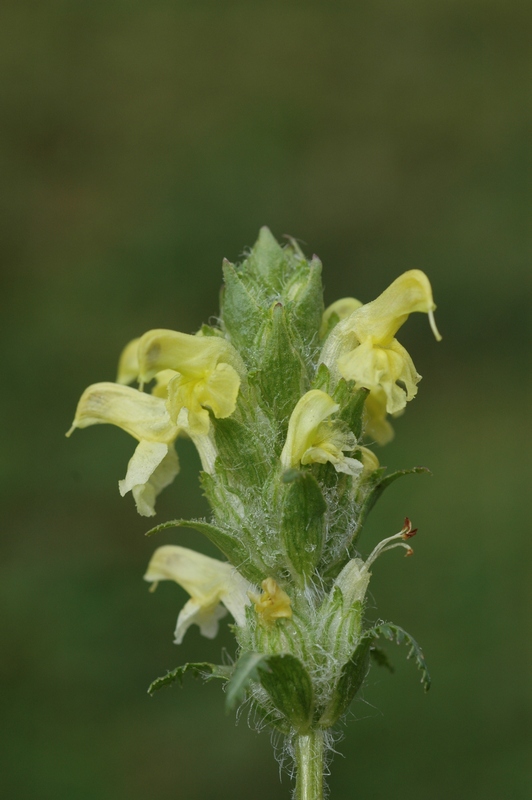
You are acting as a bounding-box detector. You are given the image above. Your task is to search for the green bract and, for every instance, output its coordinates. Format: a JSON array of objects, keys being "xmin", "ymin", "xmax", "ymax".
[{"xmin": 69, "ymin": 228, "xmax": 439, "ymax": 799}]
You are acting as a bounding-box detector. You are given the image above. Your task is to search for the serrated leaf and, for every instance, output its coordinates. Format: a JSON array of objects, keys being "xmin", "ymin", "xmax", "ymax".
[
  {"xmin": 148, "ymin": 662, "xmax": 231, "ymax": 695},
  {"xmin": 258, "ymin": 654, "xmax": 314, "ymax": 732},
  {"xmin": 280, "ymin": 471, "xmax": 326, "ymax": 583},
  {"xmin": 144, "ymin": 517, "xmax": 263, "ymax": 584},
  {"xmin": 370, "ymin": 622, "xmax": 431, "ymax": 692},
  {"xmin": 225, "ymin": 652, "xmax": 269, "ymax": 712}
]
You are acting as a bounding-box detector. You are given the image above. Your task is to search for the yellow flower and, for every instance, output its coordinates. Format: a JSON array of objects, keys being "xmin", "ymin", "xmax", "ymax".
[
  {"xmin": 248, "ymin": 577, "xmax": 292, "ymax": 625},
  {"xmin": 144, "ymin": 545, "xmax": 254, "ymax": 643},
  {"xmin": 281, "ymin": 389, "xmax": 363, "ymax": 476},
  {"xmin": 67, "ymin": 382, "xmax": 180, "ymax": 516},
  {"xmin": 321, "ymin": 270, "xmax": 441, "ymax": 417},
  {"xmin": 136, "ymin": 329, "xmax": 243, "ymax": 435}
]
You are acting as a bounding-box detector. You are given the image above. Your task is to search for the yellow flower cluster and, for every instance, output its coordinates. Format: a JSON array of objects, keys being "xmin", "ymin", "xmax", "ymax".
[
  {"xmin": 67, "ymin": 330, "xmax": 243, "ymax": 516},
  {"xmin": 68, "ymin": 265, "xmax": 439, "ymax": 645}
]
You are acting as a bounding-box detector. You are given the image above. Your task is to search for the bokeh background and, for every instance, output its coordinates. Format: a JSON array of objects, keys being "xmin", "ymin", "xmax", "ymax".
[{"xmin": 1, "ymin": 2, "xmax": 530, "ymax": 798}]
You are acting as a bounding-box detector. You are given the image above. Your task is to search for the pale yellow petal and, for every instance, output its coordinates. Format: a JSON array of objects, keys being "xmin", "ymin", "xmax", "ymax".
[
  {"xmin": 174, "ymin": 599, "xmax": 227, "ymax": 644},
  {"xmin": 320, "ymin": 297, "xmax": 363, "ymax": 338},
  {"xmin": 151, "ymin": 369, "xmax": 178, "ymax": 398},
  {"xmin": 67, "ymin": 382, "xmax": 179, "ymax": 443},
  {"xmin": 116, "ymin": 338, "xmax": 140, "ymax": 385},
  {"xmin": 358, "ymin": 445, "xmax": 380, "ymax": 473},
  {"xmin": 144, "ymin": 545, "xmax": 253, "ymax": 631},
  {"xmin": 129, "ymin": 443, "xmax": 179, "ymax": 517},
  {"xmin": 137, "ymin": 328, "xmax": 240, "ymax": 384},
  {"xmin": 363, "ymin": 389, "xmax": 395, "ymax": 445},
  {"xmin": 338, "ymin": 338, "xmax": 419, "ymax": 415},
  {"xmin": 281, "ymin": 390, "xmax": 339, "ymax": 469},
  {"xmin": 348, "ymin": 269, "xmax": 438, "ymax": 345},
  {"xmin": 198, "ymin": 362, "xmax": 241, "ymax": 419}
]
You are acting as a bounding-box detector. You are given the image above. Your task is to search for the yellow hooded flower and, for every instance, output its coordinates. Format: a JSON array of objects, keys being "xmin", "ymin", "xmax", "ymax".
[
  {"xmin": 136, "ymin": 329, "xmax": 243, "ymax": 435},
  {"xmin": 281, "ymin": 389, "xmax": 363, "ymax": 476},
  {"xmin": 320, "ymin": 270, "xmax": 441, "ymax": 418},
  {"xmin": 144, "ymin": 545, "xmax": 254, "ymax": 644},
  {"xmin": 67, "ymin": 382, "xmax": 180, "ymax": 516}
]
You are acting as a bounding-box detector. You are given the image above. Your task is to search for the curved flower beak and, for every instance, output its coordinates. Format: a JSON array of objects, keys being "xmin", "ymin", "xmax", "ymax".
[
  {"xmin": 281, "ymin": 389, "xmax": 363, "ymax": 476},
  {"xmin": 144, "ymin": 545, "xmax": 254, "ymax": 644},
  {"xmin": 348, "ymin": 269, "xmax": 441, "ymax": 345}
]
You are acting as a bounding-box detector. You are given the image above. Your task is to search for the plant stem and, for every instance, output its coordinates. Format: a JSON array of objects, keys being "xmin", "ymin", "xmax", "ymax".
[{"xmin": 294, "ymin": 730, "xmax": 325, "ymax": 800}]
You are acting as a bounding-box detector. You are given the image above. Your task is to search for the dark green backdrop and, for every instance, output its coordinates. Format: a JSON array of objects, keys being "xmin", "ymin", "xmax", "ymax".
[{"xmin": 1, "ymin": 2, "xmax": 530, "ymax": 798}]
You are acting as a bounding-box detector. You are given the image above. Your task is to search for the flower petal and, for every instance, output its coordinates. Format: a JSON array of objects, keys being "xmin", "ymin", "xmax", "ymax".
[
  {"xmin": 174, "ymin": 598, "xmax": 227, "ymax": 644},
  {"xmin": 363, "ymin": 390, "xmax": 395, "ymax": 445},
  {"xmin": 119, "ymin": 441, "xmax": 179, "ymax": 516},
  {"xmin": 116, "ymin": 338, "xmax": 140, "ymax": 385},
  {"xmin": 338, "ymin": 338, "xmax": 420, "ymax": 415},
  {"xmin": 347, "ymin": 269, "xmax": 439, "ymax": 346},
  {"xmin": 144, "ymin": 545, "xmax": 253, "ymax": 640},
  {"xmin": 67, "ymin": 382, "xmax": 178, "ymax": 443},
  {"xmin": 281, "ymin": 390, "xmax": 339, "ymax": 469},
  {"xmin": 199, "ymin": 362, "xmax": 241, "ymax": 419},
  {"xmin": 137, "ymin": 329, "xmax": 241, "ymax": 384}
]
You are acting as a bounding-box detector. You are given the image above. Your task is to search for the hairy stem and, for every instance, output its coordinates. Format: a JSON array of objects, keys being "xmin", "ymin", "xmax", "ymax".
[{"xmin": 294, "ymin": 730, "xmax": 325, "ymax": 800}]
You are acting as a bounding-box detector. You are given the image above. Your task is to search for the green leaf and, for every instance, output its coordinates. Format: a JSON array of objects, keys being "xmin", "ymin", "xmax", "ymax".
[
  {"xmin": 287, "ymin": 256, "xmax": 324, "ymax": 351},
  {"xmin": 370, "ymin": 623, "xmax": 431, "ymax": 692},
  {"xmin": 311, "ymin": 362, "xmax": 331, "ymax": 393},
  {"xmin": 221, "ymin": 260, "xmax": 265, "ymax": 354},
  {"xmin": 280, "ymin": 471, "xmax": 327, "ymax": 583},
  {"xmin": 225, "ymin": 652, "xmax": 269, "ymax": 713},
  {"xmin": 148, "ymin": 662, "xmax": 231, "ymax": 695},
  {"xmin": 258, "ymin": 303, "xmax": 308, "ymax": 426},
  {"xmin": 213, "ymin": 415, "xmax": 271, "ymax": 486},
  {"xmin": 257, "ymin": 653, "xmax": 314, "ymax": 732},
  {"xmin": 144, "ymin": 517, "xmax": 263, "ymax": 584},
  {"xmin": 318, "ymin": 635, "xmax": 372, "ymax": 727},
  {"xmin": 337, "ymin": 385, "xmax": 368, "ymax": 439},
  {"xmin": 249, "ymin": 226, "xmax": 287, "ymax": 288}
]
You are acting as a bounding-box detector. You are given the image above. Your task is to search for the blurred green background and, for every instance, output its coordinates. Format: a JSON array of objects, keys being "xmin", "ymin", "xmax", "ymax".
[{"xmin": 1, "ymin": 2, "xmax": 530, "ymax": 798}]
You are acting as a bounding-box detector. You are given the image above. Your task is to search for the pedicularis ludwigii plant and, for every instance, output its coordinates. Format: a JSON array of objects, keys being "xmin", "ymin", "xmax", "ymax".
[{"xmin": 68, "ymin": 229, "xmax": 441, "ymax": 799}]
